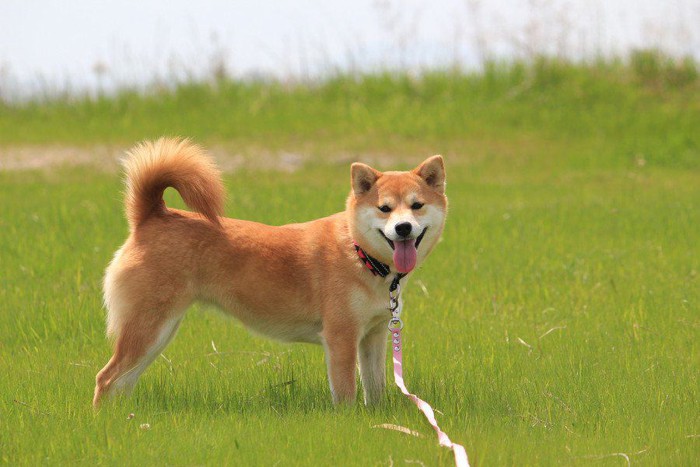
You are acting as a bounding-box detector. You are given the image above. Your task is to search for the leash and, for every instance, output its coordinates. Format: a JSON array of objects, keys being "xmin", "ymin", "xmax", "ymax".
[
  {"xmin": 354, "ymin": 243, "xmax": 469, "ymax": 466},
  {"xmin": 388, "ymin": 283, "xmax": 470, "ymax": 467}
]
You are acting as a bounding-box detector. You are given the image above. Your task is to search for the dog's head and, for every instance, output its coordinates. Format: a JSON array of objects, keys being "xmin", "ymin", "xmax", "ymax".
[{"xmin": 347, "ymin": 156, "xmax": 447, "ymax": 274}]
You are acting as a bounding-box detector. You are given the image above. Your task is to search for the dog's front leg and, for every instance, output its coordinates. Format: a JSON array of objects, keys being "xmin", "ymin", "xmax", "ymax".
[
  {"xmin": 359, "ymin": 321, "xmax": 388, "ymax": 405},
  {"xmin": 322, "ymin": 322, "xmax": 358, "ymax": 404}
]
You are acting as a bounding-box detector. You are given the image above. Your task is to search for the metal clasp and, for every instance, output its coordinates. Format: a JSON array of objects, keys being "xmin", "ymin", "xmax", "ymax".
[
  {"xmin": 388, "ymin": 282, "xmax": 401, "ymax": 311},
  {"xmin": 388, "ymin": 296, "xmax": 400, "ymax": 313},
  {"xmin": 387, "ymin": 282, "xmax": 403, "ymax": 330}
]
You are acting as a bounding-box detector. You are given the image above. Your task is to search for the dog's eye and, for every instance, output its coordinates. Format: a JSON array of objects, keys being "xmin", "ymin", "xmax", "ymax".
[
  {"xmin": 378, "ymin": 205, "xmax": 392, "ymax": 213},
  {"xmin": 411, "ymin": 202, "xmax": 424, "ymax": 210}
]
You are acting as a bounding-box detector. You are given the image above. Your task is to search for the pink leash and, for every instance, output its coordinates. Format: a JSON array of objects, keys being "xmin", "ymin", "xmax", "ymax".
[{"xmin": 388, "ymin": 285, "xmax": 470, "ymax": 467}]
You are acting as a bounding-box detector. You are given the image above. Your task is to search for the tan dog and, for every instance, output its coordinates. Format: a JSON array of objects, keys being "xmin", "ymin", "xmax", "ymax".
[{"xmin": 93, "ymin": 138, "xmax": 447, "ymax": 407}]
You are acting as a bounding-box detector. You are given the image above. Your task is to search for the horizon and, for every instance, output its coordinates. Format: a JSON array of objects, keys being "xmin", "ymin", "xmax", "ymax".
[{"xmin": 1, "ymin": 0, "xmax": 699, "ymax": 99}]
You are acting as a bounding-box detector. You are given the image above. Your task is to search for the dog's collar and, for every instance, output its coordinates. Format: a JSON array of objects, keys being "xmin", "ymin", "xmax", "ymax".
[{"xmin": 353, "ymin": 242, "xmax": 405, "ymax": 291}]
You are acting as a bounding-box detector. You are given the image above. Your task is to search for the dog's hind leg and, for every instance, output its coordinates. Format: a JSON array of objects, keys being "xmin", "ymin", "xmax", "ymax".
[{"xmin": 93, "ymin": 311, "xmax": 184, "ymax": 407}]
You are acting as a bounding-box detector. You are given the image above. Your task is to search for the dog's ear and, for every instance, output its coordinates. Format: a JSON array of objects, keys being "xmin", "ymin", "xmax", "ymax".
[
  {"xmin": 413, "ymin": 155, "xmax": 445, "ymax": 194},
  {"xmin": 351, "ymin": 163, "xmax": 381, "ymax": 195}
]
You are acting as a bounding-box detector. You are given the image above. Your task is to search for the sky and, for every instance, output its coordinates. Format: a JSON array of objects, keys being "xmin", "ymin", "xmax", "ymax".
[{"xmin": 1, "ymin": 0, "xmax": 699, "ymax": 97}]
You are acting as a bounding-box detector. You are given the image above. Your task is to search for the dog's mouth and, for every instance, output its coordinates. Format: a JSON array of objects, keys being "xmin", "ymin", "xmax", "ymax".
[
  {"xmin": 378, "ymin": 227, "xmax": 428, "ymax": 250},
  {"xmin": 378, "ymin": 227, "xmax": 428, "ymax": 274}
]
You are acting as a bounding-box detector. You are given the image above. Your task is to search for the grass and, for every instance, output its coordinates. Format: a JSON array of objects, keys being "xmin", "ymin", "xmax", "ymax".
[
  {"xmin": 1, "ymin": 57, "xmax": 699, "ymax": 465},
  {"xmin": 2, "ymin": 55, "xmax": 699, "ymax": 169}
]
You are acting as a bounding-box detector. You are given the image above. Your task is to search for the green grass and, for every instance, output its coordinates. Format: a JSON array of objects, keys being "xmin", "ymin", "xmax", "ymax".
[
  {"xmin": 2, "ymin": 56, "xmax": 699, "ymax": 169},
  {"xmin": 1, "ymin": 58, "xmax": 699, "ymax": 465}
]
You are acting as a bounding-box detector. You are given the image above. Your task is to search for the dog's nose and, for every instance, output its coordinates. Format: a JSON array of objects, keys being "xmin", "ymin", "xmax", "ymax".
[{"xmin": 395, "ymin": 222, "xmax": 412, "ymax": 238}]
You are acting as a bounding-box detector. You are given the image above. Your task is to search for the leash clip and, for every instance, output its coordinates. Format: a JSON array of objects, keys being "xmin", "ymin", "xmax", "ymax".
[
  {"xmin": 388, "ymin": 296, "xmax": 400, "ymax": 313},
  {"xmin": 387, "ymin": 281, "xmax": 403, "ymax": 329},
  {"xmin": 388, "ymin": 282, "xmax": 401, "ymax": 313}
]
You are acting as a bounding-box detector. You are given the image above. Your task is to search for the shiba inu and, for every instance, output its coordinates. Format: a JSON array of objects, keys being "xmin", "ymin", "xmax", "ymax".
[{"xmin": 93, "ymin": 138, "xmax": 447, "ymax": 407}]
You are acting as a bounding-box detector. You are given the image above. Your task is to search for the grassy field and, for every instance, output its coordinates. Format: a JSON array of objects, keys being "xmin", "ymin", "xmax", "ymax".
[{"xmin": 1, "ymin": 57, "xmax": 699, "ymax": 465}]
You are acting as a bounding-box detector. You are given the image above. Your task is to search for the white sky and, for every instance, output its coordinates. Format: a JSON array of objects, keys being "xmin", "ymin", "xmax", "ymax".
[{"xmin": 1, "ymin": 0, "xmax": 698, "ymax": 97}]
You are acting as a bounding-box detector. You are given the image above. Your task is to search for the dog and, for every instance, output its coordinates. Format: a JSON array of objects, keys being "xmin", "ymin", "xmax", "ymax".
[{"xmin": 93, "ymin": 138, "xmax": 447, "ymax": 407}]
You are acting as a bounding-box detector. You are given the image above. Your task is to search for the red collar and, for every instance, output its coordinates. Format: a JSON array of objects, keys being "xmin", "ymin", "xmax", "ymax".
[{"xmin": 353, "ymin": 242, "xmax": 405, "ymax": 291}]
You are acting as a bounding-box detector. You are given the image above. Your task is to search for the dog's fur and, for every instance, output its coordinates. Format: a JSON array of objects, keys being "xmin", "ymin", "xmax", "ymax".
[{"xmin": 93, "ymin": 138, "xmax": 447, "ymax": 407}]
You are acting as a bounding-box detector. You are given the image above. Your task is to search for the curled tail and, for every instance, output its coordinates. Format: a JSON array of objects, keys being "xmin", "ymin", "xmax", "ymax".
[{"xmin": 122, "ymin": 138, "xmax": 225, "ymax": 229}]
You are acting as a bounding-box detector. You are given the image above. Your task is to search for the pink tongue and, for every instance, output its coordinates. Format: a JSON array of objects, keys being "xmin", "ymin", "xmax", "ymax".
[{"xmin": 393, "ymin": 239, "xmax": 417, "ymax": 273}]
